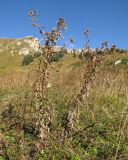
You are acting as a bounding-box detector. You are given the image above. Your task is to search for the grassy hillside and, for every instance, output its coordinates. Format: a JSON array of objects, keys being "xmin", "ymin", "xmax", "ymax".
[
  {"xmin": 0, "ymin": 37, "xmax": 39, "ymax": 75},
  {"xmin": 0, "ymin": 39, "xmax": 128, "ymax": 159}
]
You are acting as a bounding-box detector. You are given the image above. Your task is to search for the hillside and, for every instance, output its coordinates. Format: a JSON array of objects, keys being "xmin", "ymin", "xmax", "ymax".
[
  {"xmin": 0, "ymin": 36, "xmax": 40, "ymax": 74},
  {"xmin": 0, "ymin": 37, "xmax": 128, "ymax": 72},
  {"xmin": 0, "ymin": 37, "xmax": 128, "ymax": 160}
]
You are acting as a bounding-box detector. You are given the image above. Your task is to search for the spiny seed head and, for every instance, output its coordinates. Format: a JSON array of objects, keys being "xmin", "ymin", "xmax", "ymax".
[
  {"xmin": 28, "ymin": 11, "xmax": 34, "ymax": 17},
  {"xmin": 70, "ymin": 38, "xmax": 75, "ymax": 43},
  {"xmin": 29, "ymin": 10, "xmax": 67, "ymax": 46},
  {"xmin": 84, "ymin": 29, "xmax": 91, "ymax": 35},
  {"xmin": 28, "ymin": 10, "xmax": 38, "ymax": 17},
  {"xmin": 33, "ymin": 23, "xmax": 37, "ymax": 27},
  {"xmin": 57, "ymin": 17, "xmax": 66, "ymax": 29}
]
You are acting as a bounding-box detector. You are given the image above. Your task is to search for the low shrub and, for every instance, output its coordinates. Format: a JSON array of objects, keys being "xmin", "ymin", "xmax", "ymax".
[
  {"xmin": 22, "ymin": 54, "xmax": 34, "ymax": 66},
  {"xmin": 50, "ymin": 51, "xmax": 65, "ymax": 62}
]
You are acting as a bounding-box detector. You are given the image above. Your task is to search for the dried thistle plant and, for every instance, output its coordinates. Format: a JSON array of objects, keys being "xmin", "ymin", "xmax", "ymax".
[
  {"xmin": 102, "ymin": 42, "xmax": 105, "ymax": 49},
  {"xmin": 63, "ymin": 52, "xmax": 104, "ymax": 137},
  {"xmin": 59, "ymin": 29, "xmax": 105, "ymax": 138},
  {"xmin": 105, "ymin": 41, "xmax": 109, "ymax": 48},
  {"xmin": 84, "ymin": 29, "xmax": 91, "ymax": 50},
  {"xmin": 29, "ymin": 10, "xmax": 67, "ymax": 142}
]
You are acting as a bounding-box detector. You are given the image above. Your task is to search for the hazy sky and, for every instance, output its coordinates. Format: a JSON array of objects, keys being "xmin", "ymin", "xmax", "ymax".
[{"xmin": 0, "ymin": 0, "xmax": 128, "ymax": 48}]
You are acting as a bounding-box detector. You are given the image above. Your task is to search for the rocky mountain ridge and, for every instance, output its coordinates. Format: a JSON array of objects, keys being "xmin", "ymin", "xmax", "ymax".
[
  {"xmin": 0, "ymin": 36, "xmax": 127, "ymax": 57},
  {"xmin": 0, "ymin": 36, "xmax": 95, "ymax": 56},
  {"xmin": 0, "ymin": 36, "xmax": 40, "ymax": 56}
]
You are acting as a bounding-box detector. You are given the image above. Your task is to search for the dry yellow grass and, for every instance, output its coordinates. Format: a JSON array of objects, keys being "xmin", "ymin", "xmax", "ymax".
[{"xmin": 0, "ymin": 52, "xmax": 128, "ymax": 159}]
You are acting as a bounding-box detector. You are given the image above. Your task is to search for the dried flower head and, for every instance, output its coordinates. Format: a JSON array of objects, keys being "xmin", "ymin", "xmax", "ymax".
[
  {"xmin": 70, "ymin": 38, "xmax": 75, "ymax": 43},
  {"xmin": 29, "ymin": 10, "xmax": 67, "ymax": 46},
  {"xmin": 84, "ymin": 28, "xmax": 91, "ymax": 49}
]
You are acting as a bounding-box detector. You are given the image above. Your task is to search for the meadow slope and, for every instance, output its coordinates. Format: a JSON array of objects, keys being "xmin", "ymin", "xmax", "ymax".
[{"xmin": 0, "ymin": 43, "xmax": 128, "ymax": 159}]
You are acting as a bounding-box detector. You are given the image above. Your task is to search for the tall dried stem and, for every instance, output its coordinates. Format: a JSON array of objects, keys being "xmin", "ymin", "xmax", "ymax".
[
  {"xmin": 84, "ymin": 29, "xmax": 91, "ymax": 50},
  {"xmin": 29, "ymin": 11, "xmax": 66, "ymax": 141},
  {"xmin": 63, "ymin": 54, "xmax": 104, "ymax": 137}
]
